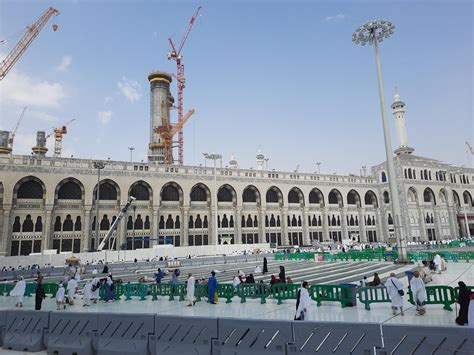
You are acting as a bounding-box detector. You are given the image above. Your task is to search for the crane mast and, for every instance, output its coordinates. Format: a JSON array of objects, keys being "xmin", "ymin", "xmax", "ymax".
[
  {"xmin": 8, "ymin": 106, "xmax": 27, "ymax": 150},
  {"xmin": 168, "ymin": 6, "xmax": 201, "ymax": 165},
  {"xmin": 0, "ymin": 7, "xmax": 59, "ymax": 80}
]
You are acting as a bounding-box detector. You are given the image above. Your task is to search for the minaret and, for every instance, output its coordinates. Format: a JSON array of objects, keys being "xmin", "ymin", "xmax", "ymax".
[
  {"xmin": 229, "ymin": 154, "xmax": 238, "ymax": 169},
  {"xmin": 256, "ymin": 149, "xmax": 265, "ymax": 171},
  {"xmin": 391, "ymin": 88, "xmax": 414, "ymax": 155}
]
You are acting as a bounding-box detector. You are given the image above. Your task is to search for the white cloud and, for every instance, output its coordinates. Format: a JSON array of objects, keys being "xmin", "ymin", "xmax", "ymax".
[
  {"xmin": 56, "ymin": 55, "xmax": 72, "ymax": 72},
  {"xmin": 117, "ymin": 77, "xmax": 142, "ymax": 103},
  {"xmin": 104, "ymin": 96, "xmax": 114, "ymax": 105},
  {"xmin": 325, "ymin": 14, "xmax": 345, "ymax": 22},
  {"xmin": 28, "ymin": 110, "xmax": 59, "ymax": 123},
  {"xmin": 98, "ymin": 111, "xmax": 113, "ymax": 125},
  {"xmin": 0, "ymin": 71, "xmax": 65, "ymax": 107}
]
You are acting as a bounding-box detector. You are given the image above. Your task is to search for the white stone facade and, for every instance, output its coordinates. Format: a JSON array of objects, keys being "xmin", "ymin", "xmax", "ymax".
[{"xmin": 0, "ymin": 153, "xmax": 472, "ymax": 257}]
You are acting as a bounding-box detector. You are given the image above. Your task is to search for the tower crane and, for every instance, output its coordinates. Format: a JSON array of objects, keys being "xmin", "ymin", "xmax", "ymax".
[
  {"xmin": 46, "ymin": 118, "xmax": 75, "ymax": 157},
  {"xmin": 167, "ymin": 6, "xmax": 201, "ymax": 165},
  {"xmin": 0, "ymin": 7, "xmax": 59, "ymax": 81},
  {"xmin": 7, "ymin": 106, "xmax": 27, "ymax": 151},
  {"xmin": 156, "ymin": 100, "xmax": 194, "ymax": 165}
]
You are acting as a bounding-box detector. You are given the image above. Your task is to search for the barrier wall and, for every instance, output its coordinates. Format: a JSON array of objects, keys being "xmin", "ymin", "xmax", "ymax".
[{"xmin": 0, "ymin": 310, "xmax": 472, "ymax": 355}]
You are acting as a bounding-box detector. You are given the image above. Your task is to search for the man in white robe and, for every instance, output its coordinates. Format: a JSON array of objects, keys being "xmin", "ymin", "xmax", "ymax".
[
  {"xmin": 409, "ymin": 271, "xmax": 426, "ymax": 315},
  {"xmin": 186, "ymin": 273, "xmax": 196, "ymax": 306},
  {"xmin": 433, "ymin": 254, "xmax": 442, "ymax": 274},
  {"xmin": 83, "ymin": 280, "xmax": 92, "ymax": 307},
  {"xmin": 56, "ymin": 283, "xmax": 66, "ymax": 310},
  {"xmin": 91, "ymin": 277, "xmax": 100, "ymax": 303},
  {"xmin": 468, "ymin": 294, "xmax": 474, "ymax": 328},
  {"xmin": 295, "ymin": 281, "xmax": 312, "ymax": 321},
  {"xmin": 66, "ymin": 277, "xmax": 77, "ymax": 305},
  {"xmin": 10, "ymin": 277, "xmax": 26, "ymax": 308},
  {"xmin": 385, "ymin": 273, "xmax": 405, "ymax": 316}
]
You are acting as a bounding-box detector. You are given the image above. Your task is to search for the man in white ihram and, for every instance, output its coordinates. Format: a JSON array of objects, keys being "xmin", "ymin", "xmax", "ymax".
[
  {"xmin": 385, "ymin": 273, "xmax": 405, "ymax": 316},
  {"xmin": 295, "ymin": 281, "xmax": 312, "ymax": 321},
  {"xmin": 186, "ymin": 273, "xmax": 196, "ymax": 307},
  {"xmin": 433, "ymin": 254, "xmax": 442, "ymax": 274}
]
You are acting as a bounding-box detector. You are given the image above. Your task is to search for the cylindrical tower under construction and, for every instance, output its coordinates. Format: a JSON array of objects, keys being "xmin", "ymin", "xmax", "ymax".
[
  {"xmin": 0, "ymin": 131, "xmax": 12, "ymax": 154},
  {"xmin": 148, "ymin": 71, "xmax": 173, "ymax": 163},
  {"xmin": 32, "ymin": 131, "xmax": 48, "ymax": 156}
]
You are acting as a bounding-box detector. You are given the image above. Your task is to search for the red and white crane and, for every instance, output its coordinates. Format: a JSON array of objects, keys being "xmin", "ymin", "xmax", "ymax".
[{"xmin": 167, "ymin": 6, "xmax": 201, "ymax": 165}]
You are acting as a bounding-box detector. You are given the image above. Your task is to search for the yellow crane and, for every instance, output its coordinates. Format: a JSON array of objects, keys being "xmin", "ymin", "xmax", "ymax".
[
  {"xmin": 46, "ymin": 118, "xmax": 75, "ymax": 157},
  {"xmin": 0, "ymin": 7, "xmax": 59, "ymax": 80}
]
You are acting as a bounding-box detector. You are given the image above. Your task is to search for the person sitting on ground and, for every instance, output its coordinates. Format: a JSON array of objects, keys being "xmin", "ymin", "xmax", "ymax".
[
  {"xmin": 359, "ymin": 276, "xmax": 368, "ymax": 287},
  {"xmin": 368, "ymin": 272, "xmax": 381, "ymax": 286},
  {"xmin": 246, "ymin": 274, "xmax": 255, "ymax": 284},
  {"xmin": 254, "ymin": 265, "xmax": 262, "ymax": 275}
]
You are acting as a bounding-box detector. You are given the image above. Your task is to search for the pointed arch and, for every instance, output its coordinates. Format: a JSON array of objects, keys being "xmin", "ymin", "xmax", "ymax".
[
  {"xmin": 266, "ymin": 186, "xmax": 283, "ymax": 206},
  {"xmin": 328, "ymin": 189, "xmax": 343, "ymax": 207},
  {"xmin": 463, "ymin": 191, "xmax": 473, "ymax": 206},
  {"xmin": 383, "ymin": 191, "xmax": 390, "ymax": 204},
  {"xmin": 423, "ymin": 187, "xmax": 436, "ymax": 205},
  {"xmin": 242, "ymin": 185, "xmax": 261, "ymax": 205},
  {"xmin": 347, "ymin": 189, "xmax": 361, "ymax": 207},
  {"xmin": 160, "ymin": 182, "xmax": 183, "ymax": 205},
  {"xmin": 218, "ymin": 184, "xmax": 237, "ymax": 206},
  {"xmin": 13, "ymin": 176, "xmax": 46, "ymax": 203},
  {"xmin": 56, "ymin": 178, "xmax": 84, "ymax": 200},
  {"xmin": 288, "ymin": 187, "xmax": 304, "ymax": 205},
  {"xmin": 309, "ymin": 188, "xmax": 324, "ymax": 207},
  {"xmin": 190, "ymin": 183, "xmax": 211, "ymax": 206},
  {"xmin": 93, "ymin": 179, "xmax": 120, "ymax": 200},
  {"xmin": 364, "ymin": 190, "xmax": 378, "ymax": 207},
  {"xmin": 129, "ymin": 180, "xmax": 152, "ymax": 201},
  {"xmin": 407, "ymin": 187, "xmax": 418, "ymax": 204}
]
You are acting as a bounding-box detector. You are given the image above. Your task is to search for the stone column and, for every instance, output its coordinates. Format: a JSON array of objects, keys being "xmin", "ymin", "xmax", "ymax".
[
  {"xmin": 322, "ymin": 208, "xmax": 330, "ymax": 241},
  {"xmin": 340, "ymin": 208, "xmax": 348, "ymax": 241},
  {"xmin": 152, "ymin": 208, "xmax": 159, "ymax": 247},
  {"xmin": 118, "ymin": 216, "xmax": 127, "ymax": 250},
  {"xmin": 236, "ymin": 207, "xmax": 242, "ymax": 244},
  {"xmin": 259, "ymin": 207, "xmax": 265, "ymax": 244},
  {"xmin": 302, "ymin": 207, "xmax": 310, "ymax": 245},
  {"xmin": 281, "ymin": 207, "xmax": 289, "ymax": 245},
  {"xmin": 182, "ymin": 207, "xmax": 189, "ymax": 246},
  {"xmin": 82, "ymin": 208, "xmax": 91, "ymax": 252},
  {"xmin": 418, "ymin": 208, "xmax": 427, "ymax": 241},
  {"xmin": 358, "ymin": 208, "xmax": 366, "ymax": 242},
  {"xmin": 43, "ymin": 206, "xmax": 53, "ymax": 250},
  {"xmin": 433, "ymin": 207, "xmax": 442, "ymax": 240},
  {"xmin": 0, "ymin": 208, "xmax": 12, "ymax": 256},
  {"xmin": 375, "ymin": 208, "xmax": 384, "ymax": 242}
]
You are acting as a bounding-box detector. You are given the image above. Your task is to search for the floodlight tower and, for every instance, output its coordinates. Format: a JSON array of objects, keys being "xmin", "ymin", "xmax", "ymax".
[{"xmin": 352, "ymin": 20, "xmax": 408, "ymax": 262}]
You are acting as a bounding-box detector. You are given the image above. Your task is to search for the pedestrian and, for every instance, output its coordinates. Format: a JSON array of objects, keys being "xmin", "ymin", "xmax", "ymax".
[
  {"xmin": 171, "ymin": 269, "xmax": 180, "ymax": 296},
  {"xmin": 186, "ymin": 273, "xmax": 196, "ymax": 307},
  {"xmin": 433, "ymin": 254, "xmax": 442, "ymax": 274},
  {"xmin": 279, "ymin": 266, "xmax": 286, "ymax": 283},
  {"xmin": 66, "ymin": 277, "xmax": 77, "ymax": 305},
  {"xmin": 83, "ymin": 279, "xmax": 93, "ymax": 307},
  {"xmin": 368, "ymin": 273, "xmax": 381, "ymax": 286},
  {"xmin": 263, "ymin": 257, "xmax": 268, "ymax": 274},
  {"xmin": 270, "ymin": 275, "xmax": 278, "ymax": 289},
  {"xmin": 102, "ymin": 264, "xmax": 109, "ymax": 274},
  {"xmin": 468, "ymin": 293, "xmax": 474, "ymax": 328},
  {"xmin": 456, "ymin": 281, "xmax": 471, "ymax": 325},
  {"xmin": 208, "ymin": 271, "xmax": 218, "ymax": 304},
  {"xmin": 254, "ymin": 265, "xmax": 262, "ymax": 275},
  {"xmin": 35, "ymin": 279, "xmax": 46, "ymax": 311},
  {"xmin": 385, "ymin": 273, "xmax": 405, "ymax": 316},
  {"xmin": 91, "ymin": 277, "xmax": 100, "ymax": 303},
  {"xmin": 409, "ymin": 271, "xmax": 426, "ymax": 315},
  {"xmin": 286, "ymin": 276, "xmax": 293, "ymax": 284},
  {"xmin": 238, "ymin": 270, "xmax": 246, "ymax": 279},
  {"xmin": 10, "ymin": 276, "xmax": 26, "ymax": 308},
  {"xmin": 104, "ymin": 275, "xmax": 115, "ymax": 302},
  {"xmin": 295, "ymin": 281, "xmax": 311, "ymax": 321},
  {"xmin": 233, "ymin": 274, "xmax": 241, "ymax": 289},
  {"xmin": 56, "ymin": 283, "xmax": 66, "ymax": 310},
  {"xmin": 245, "ymin": 274, "xmax": 255, "ymax": 284},
  {"xmin": 155, "ymin": 268, "xmax": 164, "ymax": 283}
]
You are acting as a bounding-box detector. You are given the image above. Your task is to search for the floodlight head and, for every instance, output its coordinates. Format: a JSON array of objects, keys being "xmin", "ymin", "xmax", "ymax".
[{"xmin": 352, "ymin": 19, "xmax": 395, "ymax": 46}]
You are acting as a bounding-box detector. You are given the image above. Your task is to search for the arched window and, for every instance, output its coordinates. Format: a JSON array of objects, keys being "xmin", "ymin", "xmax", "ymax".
[
  {"xmin": 17, "ymin": 180, "xmax": 43, "ymax": 199},
  {"xmin": 100, "ymin": 215, "xmax": 110, "ymax": 230},
  {"xmin": 162, "ymin": 185, "xmax": 179, "ymax": 201},
  {"xmin": 221, "ymin": 215, "xmax": 229, "ymax": 228},
  {"xmin": 329, "ymin": 190, "xmax": 342, "ymax": 205},
  {"xmin": 13, "ymin": 217, "xmax": 21, "ymax": 232},
  {"xmin": 130, "ymin": 183, "xmax": 150, "ymax": 200},
  {"xmin": 347, "ymin": 191, "xmax": 359, "ymax": 205},
  {"xmin": 388, "ymin": 214, "xmax": 393, "ymax": 225},
  {"xmin": 246, "ymin": 215, "xmax": 252, "ymax": 228},
  {"xmin": 144, "ymin": 216, "xmax": 150, "ymax": 229},
  {"xmin": 349, "ymin": 215, "xmax": 355, "ymax": 226},
  {"xmin": 423, "ymin": 188, "xmax": 436, "ymax": 205},
  {"xmin": 312, "ymin": 215, "xmax": 317, "ymax": 226},
  {"xmin": 364, "ymin": 191, "xmax": 378, "ymax": 207},
  {"xmin": 366, "ymin": 217, "xmax": 372, "ymax": 226},
  {"xmin": 241, "ymin": 216, "xmax": 246, "ymax": 228},
  {"xmin": 331, "ymin": 216, "xmax": 337, "ymax": 226},
  {"xmin": 195, "ymin": 215, "xmax": 203, "ymax": 229},
  {"xmin": 134, "ymin": 214, "xmax": 143, "ymax": 229},
  {"xmin": 63, "ymin": 215, "xmax": 73, "ymax": 231},
  {"xmin": 35, "ymin": 216, "xmax": 43, "ymax": 232},
  {"xmin": 265, "ymin": 216, "xmax": 269, "ymax": 227},
  {"xmin": 218, "ymin": 187, "xmax": 232, "ymax": 202},
  {"xmin": 203, "ymin": 216, "xmax": 208, "ymax": 228},
  {"xmin": 266, "ymin": 189, "xmax": 279, "ymax": 203},
  {"xmin": 127, "ymin": 216, "xmax": 133, "ymax": 230},
  {"xmin": 58, "ymin": 181, "xmax": 82, "ymax": 199},
  {"xmin": 337, "ymin": 216, "xmax": 341, "ymax": 226},
  {"xmin": 288, "ymin": 190, "xmax": 299, "ymax": 204},
  {"xmin": 74, "ymin": 216, "xmax": 81, "ymax": 231},
  {"xmin": 243, "ymin": 188, "xmax": 257, "ymax": 203},
  {"xmin": 175, "ymin": 216, "xmax": 180, "ymax": 229},
  {"xmin": 229, "ymin": 216, "xmax": 234, "ymax": 228},
  {"xmin": 276, "ymin": 216, "xmax": 281, "ymax": 227},
  {"xmin": 404, "ymin": 169, "xmax": 408, "ymax": 179},
  {"xmin": 408, "ymin": 168, "xmax": 412, "ymax": 179},
  {"xmin": 189, "ymin": 216, "xmax": 194, "ymax": 229},
  {"xmin": 22, "ymin": 215, "xmax": 34, "ymax": 232},
  {"xmin": 291, "ymin": 215, "xmax": 297, "ymax": 227},
  {"xmin": 159, "ymin": 216, "xmax": 165, "ymax": 229},
  {"xmin": 297, "ymin": 216, "xmax": 302, "ymax": 227},
  {"xmin": 254, "ymin": 215, "xmax": 258, "ymax": 227},
  {"xmin": 97, "ymin": 182, "xmax": 117, "ymax": 200},
  {"xmin": 318, "ymin": 216, "xmax": 322, "ymax": 226},
  {"xmin": 309, "ymin": 190, "xmax": 322, "ymax": 204},
  {"xmin": 425, "ymin": 213, "xmax": 430, "ymax": 224},
  {"xmin": 383, "ymin": 191, "xmax": 390, "ymax": 204},
  {"xmin": 464, "ymin": 191, "xmax": 473, "ymax": 206},
  {"xmin": 191, "ymin": 186, "xmax": 207, "ymax": 201},
  {"xmin": 270, "ymin": 215, "xmax": 276, "ymax": 227},
  {"xmin": 381, "ymin": 172, "xmax": 387, "ymax": 182},
  {"xmin": 165, "ymin": 215, "xmax": 174, "ymax": 229},
  {"xmin": 54, "ymin": 216, "xmax": 62, "ymax": 232}
]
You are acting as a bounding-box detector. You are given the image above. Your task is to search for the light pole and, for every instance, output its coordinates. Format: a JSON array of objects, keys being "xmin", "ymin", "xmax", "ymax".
[
  {"xmin": 203, "ymin": 153, "xmax": 222, "ymax": 246},
  {"xmin": 316, "ymin": 162, "xmax": 321, "ymax": 175},
  {"xmin": 128, "ymin": 147, "xmax": 135, "ymax": 162},
  {"xmin": 353, "ymin": 20, "xmax": 408, "ymax": 262},
  {"xmin": 132, "ymin": 205, "xmax": 137, "ymax": 250},
  {"xmin": 93, "ymin": 161, "xmax": 106, "ymax": 250},
  {"xmin": 264, "ymin": 158, "xmax": 269, "ymax": 171}
]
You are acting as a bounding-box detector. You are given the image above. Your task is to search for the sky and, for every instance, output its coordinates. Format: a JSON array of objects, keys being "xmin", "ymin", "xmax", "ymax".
[{"xmin": 0, "ymin": 0, "xmax": 472, "ymax": 175}]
